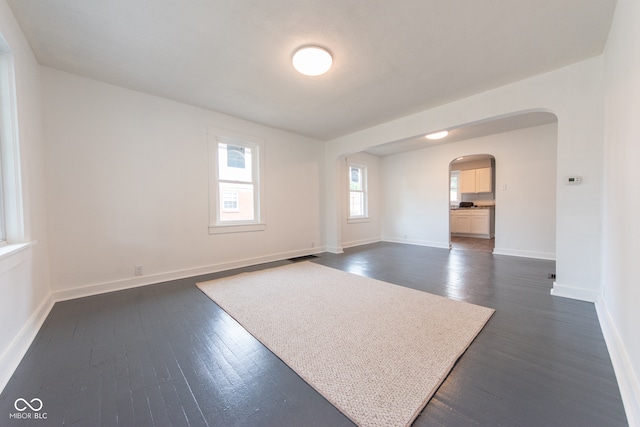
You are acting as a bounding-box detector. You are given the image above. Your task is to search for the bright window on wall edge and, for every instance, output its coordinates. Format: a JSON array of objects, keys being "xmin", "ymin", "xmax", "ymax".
[
  {"xmin": 450, "ymin": 170, "xmax": 460, "ymax": 204},
  {"xmin": 0, "ymin": 39, "xmax": 25, "ymax": 248},
  {"xmin": 208, "ymin": 127, "xmax": 266, "ymax": 234},
  {"xmin": 348, "ymin": 163, "xmax": 368, "ymax": 222}
]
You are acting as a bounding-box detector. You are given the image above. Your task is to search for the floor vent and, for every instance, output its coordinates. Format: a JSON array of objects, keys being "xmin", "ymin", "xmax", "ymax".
[
  {"xmin": 547, "ymin": 273, "xmax": 556, "ymax": 280},
  {"xmin": 287, "ymin": 255, "xmax": 319, "ymax": 263}
]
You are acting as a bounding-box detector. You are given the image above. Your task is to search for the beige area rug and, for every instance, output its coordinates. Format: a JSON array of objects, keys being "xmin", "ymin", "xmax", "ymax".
[{"xmin": 197, "ymin": 262, "xmax": 494, "ymax": 427}]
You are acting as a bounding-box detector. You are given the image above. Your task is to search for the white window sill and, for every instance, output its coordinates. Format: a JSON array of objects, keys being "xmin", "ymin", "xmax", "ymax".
[
  {"xmin": 209, "ymin": 223, "xmax": 267, "ymax": 235},
  {"xmin": 347, "ymin": 217, "xmax": 370, "ymax": 224},
  {"xmin": 0, "ymin": 241, "xmax": 35, "ymax": 275}
]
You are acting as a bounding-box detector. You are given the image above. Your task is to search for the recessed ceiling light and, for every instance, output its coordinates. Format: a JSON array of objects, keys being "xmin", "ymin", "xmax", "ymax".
[
  {"xmin": 425, "ymin": 130, "xmax": 449, "ymax": 140},
  {"xmin": 292, "ymin": 46, "xmax": 333, "ymax": 76}
]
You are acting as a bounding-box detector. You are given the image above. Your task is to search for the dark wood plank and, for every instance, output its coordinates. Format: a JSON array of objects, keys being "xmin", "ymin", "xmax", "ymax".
[{"xmin": 0, "ymin": 243, "xmax": 628, "ymax": 426}]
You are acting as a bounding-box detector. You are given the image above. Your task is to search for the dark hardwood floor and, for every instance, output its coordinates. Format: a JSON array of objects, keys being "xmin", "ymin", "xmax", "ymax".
[
  {"xmin": 450, "ymin": 235, "xmax": 495, "ymax": 253},
  {"xmin": 0, "ymin": 243, "xmax": 628, "ymax": 426}
]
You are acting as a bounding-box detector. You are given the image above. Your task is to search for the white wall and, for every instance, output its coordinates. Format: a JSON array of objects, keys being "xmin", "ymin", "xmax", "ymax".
[
  {"xmin": 380, "ymin": 124, "xmax": 557, "ymax": 258},
  {"xmin": 340, "ymin": 151, "xmax": 381, "ymax": 248},
  {"xmin": 42, "ymin": 68, "xmax": 324, "ymax": 298},
  {"xmin": 325, "ymin": 57, "xmax": 603, "ymax": 301},
  {"xmin": 0, "ymin": 0, "xmax": 51, "ymax": 392},
  {"xmin": 0, "ymin": 3, "xmax": 634, "ymax": 421},
  {"xmin": 601, "ymin": 0, "xmax": 640, "ymax": 423}
]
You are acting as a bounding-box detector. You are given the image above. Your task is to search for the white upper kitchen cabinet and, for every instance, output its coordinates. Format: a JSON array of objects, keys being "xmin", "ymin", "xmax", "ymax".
[
  {"xmin": 460, "ymin": 170, "xmax": 476, "ymax": 193},
  {"xmin": 475, "ymin": 167, "xmax": 492, "ymax": 192},
  {"xmin": 460, "ymin": 167, "xmax": 492, "ymax": 193}
]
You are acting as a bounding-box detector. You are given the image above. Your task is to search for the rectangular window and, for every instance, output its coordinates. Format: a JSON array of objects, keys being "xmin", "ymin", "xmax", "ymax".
[
  {"xmin": 0, "ymin": 57, "xmax": 6, "ymax": 244},
  {"xmin": 348, "ymin": 164, "xmax": 367, "ymax": 219},
  {"xmin": 218, "ymin": 142, "xmax": 254, "ymax": 221},
  {"xmin": 450, "ymin": 171, "xmax": 460, "ymax": 204},
  {"xmin": 0, "ymin": 150, "xmax": 5, "ymax": 243},
  {"xmin": 208, "ymin": 128, "xmax": 265, "ymax": 234},
  {"xmin": 0, "ymin": 44, "xmax": 24, "ymax": 246}
]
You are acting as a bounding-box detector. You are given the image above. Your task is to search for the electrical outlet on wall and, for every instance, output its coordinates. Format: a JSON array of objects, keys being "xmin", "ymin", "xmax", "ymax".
[{"xmin": 135, "ymin": 265, "xmax": 143, "ymax": 276}]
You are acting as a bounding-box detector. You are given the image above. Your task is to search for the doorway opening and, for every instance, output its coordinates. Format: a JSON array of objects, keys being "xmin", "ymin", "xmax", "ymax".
[{"xmin": 449, "ymin": 155, "xmax": 496, "ymax": 253}]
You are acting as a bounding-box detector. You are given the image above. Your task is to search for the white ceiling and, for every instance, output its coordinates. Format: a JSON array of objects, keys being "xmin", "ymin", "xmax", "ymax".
[{"xmin": 7, "ymin": 0, "xmax": 615, "ymax": 141}]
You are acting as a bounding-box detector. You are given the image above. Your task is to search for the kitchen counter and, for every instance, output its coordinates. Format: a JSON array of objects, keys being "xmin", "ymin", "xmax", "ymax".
[{"xmin": 450, "ymin": 206, "xmax": 495, "ymax": 210}]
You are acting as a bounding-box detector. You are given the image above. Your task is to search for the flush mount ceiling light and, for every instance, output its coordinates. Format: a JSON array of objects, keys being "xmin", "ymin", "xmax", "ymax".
[
  {"xmin": 425, "ymin": 130, "xmax": 449, "ymax": 140},
  {"xmin": 292, "ymin": 46, "xmax": 333, "ymax": 76}
]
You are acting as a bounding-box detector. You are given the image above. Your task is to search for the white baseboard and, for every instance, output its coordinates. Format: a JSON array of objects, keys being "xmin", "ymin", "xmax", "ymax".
[
  {"xmin": 595, "ymin": 297, "xmax": 640, "ymax": 427},
  {"xmin": 550, "ymin": 281, "xmax": 600, "ymax": 303},
  {"xmin": 0, "ymin": 294, "xmax": 54, "ymax": 394},
  {"xmin": 492, "ymin": 247, "xmax": 556, "ymax": 260},
  {"xmin": 382, "ymin": 236, "xmax": 450, "ymax": 249},
  {"xmin": 341, "ymin": 237, "xmax": 381, "ymax": 249},
  {"xmin": 53, "ymin": 247, "xmax": 326, "ymax": 302}
]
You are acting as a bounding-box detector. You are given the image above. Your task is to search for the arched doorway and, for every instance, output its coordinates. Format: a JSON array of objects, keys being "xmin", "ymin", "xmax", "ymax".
[{"xmin": 449, "ymin": 154, "xmax": 495, "ymax": 252}]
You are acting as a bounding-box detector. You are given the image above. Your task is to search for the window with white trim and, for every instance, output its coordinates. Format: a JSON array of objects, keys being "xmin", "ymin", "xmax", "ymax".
[
  {"xmin": 0, "ymin": 150, "xmax": 5, "ymax": 244},
  {"xmin": 348, "ymin": 163, "xmax": 368, "ymax": 219},
  {"xmin": 208, "ymin": 128, "xmax": 265, "ymax": 234},
  {"xmin": 450, "ymin": 170, "xmax": 460, "ymax": 204},
  {"xmin": 0, "ymin": 40, "xmax": 23, "ymax": 247}
]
